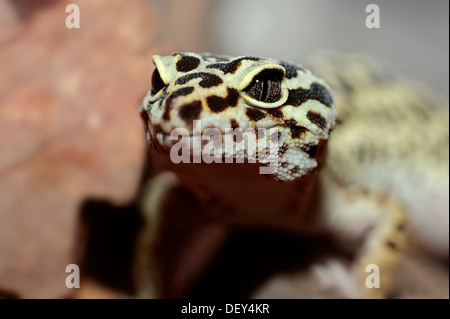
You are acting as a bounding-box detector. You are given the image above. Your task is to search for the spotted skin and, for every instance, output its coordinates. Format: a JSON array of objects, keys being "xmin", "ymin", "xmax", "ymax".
[
  {"xmin": 142, "ymin": 52, "xmax": 336, "ymax": 182},
  {"xmin": 138, "ymin": 52, "xmax": 449, "ymax": 299}
]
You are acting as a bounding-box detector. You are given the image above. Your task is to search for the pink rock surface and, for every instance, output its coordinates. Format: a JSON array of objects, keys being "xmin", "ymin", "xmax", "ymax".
[{"xmin": 0, "ymin": 0, "xmax": 168, "ymax": 298}]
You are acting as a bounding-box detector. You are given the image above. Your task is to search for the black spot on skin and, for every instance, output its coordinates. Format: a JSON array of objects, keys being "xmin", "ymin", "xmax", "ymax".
[
  {"xmin": 268, "ymin": 109, "xmax": 283, "ymax": 118},
  {"xmin": 207, "ymin": 56, "xmax": 260, "ymax": 74},
  {"xmin": 176, "ymin": 55, "xmax": 200, "ymax": 72},
  {"xmin": 290, "ymin": 126, "xmax": 308, "ymax": 138},
  {"xmin": 226, "ymin": 88, "xmax": 239, "ymax": 106},
  {"xmin": 230, "ymin": 119, "xmax": 239, "ymax": 129},
  {"xmin": 386, "ymin": 241, "xmax": 398, "ymax": 250},
  {"xmin": 166, "ymin": 87, "xmax": 195, "ymax": 104},
  {"xmin": 284, "ymin": 83, "xmax": 333, "ymax": 108},
  {"xmin": 158, "ymin": 90, "xmax": 169, "ymax": 108},
  {"xmin": 246, "ymin": 108, "xmax": 266, "ymax": 121},
  {"xmin": 278, "ymin": 144, "xmax": 288, "ymax": 155},
  {"xmin": 284, "ymin": 119, "xmax": 297, "ymax": 126},
  {"xmin": 153, "ymin": 123, "xmax": 163, "ymax": 134},
  {"xmin": 207, "ymin": 88, "xmax": 239, "ymax": 112},
  {"xmin": 301, "ymin": 144, "xmax": 318, "ymax": 158},
  {"xmin": 280, "ymin": 61, "xmax": 305, "ymax": 79},
  {"xmin": 163, "ymin": 86, "xmax": 195, "ymax": 120},
  {"xmin": 179, "ymin": 100, "xmax": 203, "ymax": 123},
  {"xmin": 207, "ymin": 96, "xmax": 227, "ymax": 113},
  {"xmin": 307, "ymin": 111, "xmax": 327, "ymax": 130},
  {"xmin": 291, "ymin": 166, "xmax": 299, "ymax": 174},
  {"xmin": 175, "ymin": 72, "xmax": 223, "ymax": 88},
  {"xmin": 140, "ymin": 108, "xmax": 149, "ymax": 124}
]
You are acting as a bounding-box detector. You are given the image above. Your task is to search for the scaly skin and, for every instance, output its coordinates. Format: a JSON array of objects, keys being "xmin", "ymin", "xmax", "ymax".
[{"xmin": 137, "ymin": 52, "xmax": 449, "ymax": 298}]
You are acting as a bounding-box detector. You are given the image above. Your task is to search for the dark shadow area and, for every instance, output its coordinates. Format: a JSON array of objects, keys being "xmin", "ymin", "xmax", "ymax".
[
  {"xmin": 7, "ymin": 0, "xmax": 57, "ymax": 20},
  {"xmin": 78, "ymin": 198, "xmax": 143, "ymax": 295},
  {"xmin": 0, "ymin": 289, "xmax": 20, "ymax": 299},
  {"xmin": 189, "ymin": 229, "xmax": 343, "ymax": 298}
]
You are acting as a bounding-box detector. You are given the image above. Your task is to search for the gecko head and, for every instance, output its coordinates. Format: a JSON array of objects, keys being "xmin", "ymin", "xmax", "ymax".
[{"xmin": 141, "ymin": 52, "xmax": 336, "ymax": 182}]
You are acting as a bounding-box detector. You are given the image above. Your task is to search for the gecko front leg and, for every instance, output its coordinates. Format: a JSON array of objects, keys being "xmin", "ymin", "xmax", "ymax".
[
  {"xmin": 314, "ymin": 173, "xmax": 409, "ymax": 298},
  {"xmin": 135, "ymin": 172, "xmax": 229, "ymax": 298}
]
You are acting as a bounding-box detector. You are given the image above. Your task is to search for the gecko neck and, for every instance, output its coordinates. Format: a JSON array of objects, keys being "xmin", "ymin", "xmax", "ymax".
[{"xmin": 151, "ymin": 147, "xmax": 322, "ymax": 232}]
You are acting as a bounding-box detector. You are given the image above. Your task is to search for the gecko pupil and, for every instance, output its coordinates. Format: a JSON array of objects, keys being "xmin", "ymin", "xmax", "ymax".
[
  {"xmin": 244, "ymin": 69, "xmax": 283, "ymax": 103},
  {"xmin": 151, "ymin": 68, "xmax": 166, "ymax": 94}
]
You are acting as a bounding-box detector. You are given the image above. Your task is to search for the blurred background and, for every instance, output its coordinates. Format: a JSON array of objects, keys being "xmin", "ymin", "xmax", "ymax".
[
  {"xmin": 158, "ymin": 0, "xmax": 449, "ymax": 95},
  {"xmin": 0, "ymin": 0, "xmax": 448, "ymax": 298}
]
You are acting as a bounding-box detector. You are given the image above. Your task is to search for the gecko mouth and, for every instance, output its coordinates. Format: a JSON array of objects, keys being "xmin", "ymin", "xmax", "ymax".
[
  {"xmin": 146, "ymin": 121, "xmax": 323, "ymax": 182},
  {"xmin": 149, "ymin": 122, "xmax": 315, "ymax": 151}
]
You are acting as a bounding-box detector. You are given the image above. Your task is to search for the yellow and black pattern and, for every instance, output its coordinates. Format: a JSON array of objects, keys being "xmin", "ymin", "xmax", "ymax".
[{"xmin": 141, "ymin": 52, "xmax": 336, "ymax": 181}]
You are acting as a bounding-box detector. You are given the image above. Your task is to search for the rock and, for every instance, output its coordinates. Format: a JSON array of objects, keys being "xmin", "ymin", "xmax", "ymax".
[{"xmin": 0, "ymin": 0, "xmax": 168, "ymax": 298}]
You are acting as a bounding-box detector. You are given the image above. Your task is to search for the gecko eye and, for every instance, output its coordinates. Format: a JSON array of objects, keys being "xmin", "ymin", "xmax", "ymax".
[
  {"xmin": 151, "ymin": 68, "xmax": 166, "ymax": 94},
  {"xmin": 244, "ymin": 69, "xmax": 283, "ymax": 103}
]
